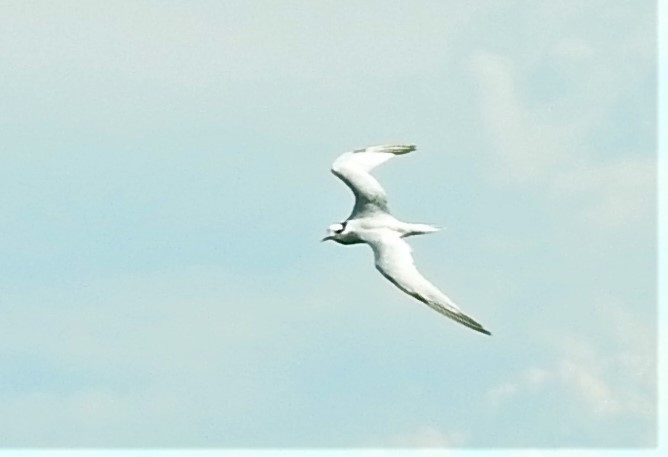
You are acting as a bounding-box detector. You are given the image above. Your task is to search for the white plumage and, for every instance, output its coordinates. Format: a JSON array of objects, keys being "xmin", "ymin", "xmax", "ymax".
[{"xmin": 322, "ymin": 144, "xmax": 491, "ymax": 336}]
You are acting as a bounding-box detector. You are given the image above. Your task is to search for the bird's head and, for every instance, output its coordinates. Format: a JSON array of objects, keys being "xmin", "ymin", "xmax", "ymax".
[{"xmin": 321, "ymin": 221, "xmax": 349, "ymax": 244}]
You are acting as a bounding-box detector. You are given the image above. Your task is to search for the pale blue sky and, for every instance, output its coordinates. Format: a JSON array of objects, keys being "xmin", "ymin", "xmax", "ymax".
[{"xmin": 0, "ymin": 0, "xmax": 660, "ymax": 451}]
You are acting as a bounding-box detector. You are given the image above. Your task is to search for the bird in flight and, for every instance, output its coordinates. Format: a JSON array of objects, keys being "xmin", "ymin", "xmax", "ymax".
[{"xmin": 322, "ymin": 144, "xmax": 491, "ymax": 335}]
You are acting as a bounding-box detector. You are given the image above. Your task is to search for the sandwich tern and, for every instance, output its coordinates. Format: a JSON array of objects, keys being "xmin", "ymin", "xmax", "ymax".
[{"xmin": 322, "ymin": 144, "xmax": 491, "ymax": 335}]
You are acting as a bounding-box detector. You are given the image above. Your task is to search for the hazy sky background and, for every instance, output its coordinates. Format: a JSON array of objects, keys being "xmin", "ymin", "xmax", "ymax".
[{"xmin": 0, "ymin": 0, "xmax": 659, "ymax": 450}]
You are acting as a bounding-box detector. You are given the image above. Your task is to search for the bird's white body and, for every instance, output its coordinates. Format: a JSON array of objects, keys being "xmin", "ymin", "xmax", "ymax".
[
  {"xmin": 328, "ymin": 216, "xmax": 439, "ymax": 245},
  {"xmin": 323, "ymin": 144, "xmax": 491, "ymax": 336}
]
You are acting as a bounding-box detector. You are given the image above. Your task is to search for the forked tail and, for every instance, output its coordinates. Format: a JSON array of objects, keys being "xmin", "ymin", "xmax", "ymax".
[{"xmin": 403, "ymin": 223, "xmax": 442, "ymax": 237}]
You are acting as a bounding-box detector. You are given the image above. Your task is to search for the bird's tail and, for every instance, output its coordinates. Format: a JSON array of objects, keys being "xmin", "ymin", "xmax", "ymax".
[{"xmin": 403, "ymin": 223, "xmax": 442, "ymax": 237}]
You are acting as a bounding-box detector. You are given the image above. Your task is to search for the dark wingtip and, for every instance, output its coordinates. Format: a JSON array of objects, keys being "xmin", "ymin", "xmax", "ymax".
[
  {"xmin": 353, "ymin": 144, "xmax": 417, "ymax": 154},
  {"xmin": 458, "ymin": 314, "xmax": 492, "ymax": 336}
]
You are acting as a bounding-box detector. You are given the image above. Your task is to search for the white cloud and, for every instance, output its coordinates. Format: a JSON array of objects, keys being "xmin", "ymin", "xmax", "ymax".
[
  {"xmin": 486, "ymin": 302, "xmax": 655, "ymax": 422},
  {"xmin": 0, "ymin": 2, "xmax": 481, "ymax": 91},
  {"xmin": 486, "ymin": 382, "xmax": 520, "ymax": 408},
  {"xmin": 486, "ymin": 366, "xmax": 551, "ymax": 408},
  {"xmin": 468, "ymin": 0, "xmax": 654, "ymax": 235},
  {"xmin": 469, "ymin": 43, "xmax": 655, "ymax": 231},
  {"xmin": 0, "ymin": 265, "xmax": 351, "ymax": 446},
  {"xmin": 469, "ymin": 51, "xmax": 570, "ymax": 184},
  {"xmin": 550, "ymin": 157, "xmax": 655, "ymax": 229},
  {"xmin": 556, "ymin": 343, "xmax": 625, "ymax": 416}
]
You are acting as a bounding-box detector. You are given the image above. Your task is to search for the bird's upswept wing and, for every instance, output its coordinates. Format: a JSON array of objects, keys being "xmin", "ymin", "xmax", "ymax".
[
  {"xmin": 331, "ymin": 144, "xmax": 415, "ymax": 218},
  {"xmin": 367, "ymin": 229, "xmax": 491, "ymax": 335}
]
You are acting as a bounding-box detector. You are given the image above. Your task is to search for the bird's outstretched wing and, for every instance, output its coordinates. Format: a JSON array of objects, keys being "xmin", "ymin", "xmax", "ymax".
[
  {"xmin": 331, "ymin": 144, "xmax": 416, "ymax": 218},
  {"xmin": 367, "ymin": 229, "xmax": 491, "ymax": 335}
]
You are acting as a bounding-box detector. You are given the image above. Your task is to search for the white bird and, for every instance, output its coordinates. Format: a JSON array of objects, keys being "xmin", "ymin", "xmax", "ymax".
[{"xmin": 322, "ymin": 144, "xmax": 491, "ymax": 335}]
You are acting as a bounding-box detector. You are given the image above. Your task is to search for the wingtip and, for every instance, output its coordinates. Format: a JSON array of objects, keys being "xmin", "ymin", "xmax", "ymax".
[
  {"xmin": 357, "ymin": 144, "xmax": 417, "ymax": 155},
  {"xmin": 386, "ymin": 144, "xmax": 416, "ymax": 154},
  {"xmin": 469, "ymin": 322, "xmax": 492, "ymax": 336},
  {"xmin": 454, "ymin": 311, "xmax": 492, "ymax": 336}
]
